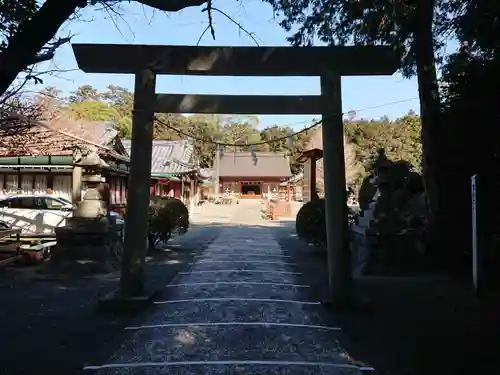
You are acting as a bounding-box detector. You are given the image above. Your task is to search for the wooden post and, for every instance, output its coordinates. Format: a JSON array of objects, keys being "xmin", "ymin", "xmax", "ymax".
[
  {"xmin": 215, "ymin": 146, "xmax": 221, "ymax": 196},
  {"xmin": 190, "ymin": 175, "xmax": 196, "ymax": 212},
  {"xmin": 181, "ymin": 177, "xmax": 185, "ymax": 203},
  {"xmin": 72, "ymin": 166, "xmax": 82, "ymax": 204},
  {"xmin": 310, "ymin": 157, "xmax": 317, "ymax": 201},
  {"xmin": 120, "ymin": 69, "xmax": 156, "ymax": 297},
  {"xmin": 320, "ymin": 73, "xmax": 353, "ymax": 304}
]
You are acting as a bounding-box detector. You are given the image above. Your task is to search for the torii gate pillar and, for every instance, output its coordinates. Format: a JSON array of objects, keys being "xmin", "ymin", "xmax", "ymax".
[
  {"xmin": 321, "ymin": 73, "xmax": 353, "ymax": 303},
  {"xmin": 120, "ymin": 69, "xmax": 156, "ymax": 297}
]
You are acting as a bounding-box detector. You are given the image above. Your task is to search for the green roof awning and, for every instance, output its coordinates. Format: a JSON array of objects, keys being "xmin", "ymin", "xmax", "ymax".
[{"xmin": 0, "ymin": 156, "xmax": 73, "ymax": 165}]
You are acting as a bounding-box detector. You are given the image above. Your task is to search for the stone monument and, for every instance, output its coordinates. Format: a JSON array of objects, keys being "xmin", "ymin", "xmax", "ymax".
[{"xmin": 49, "ymin": 151, "xmax": 124, "ymax": 275}]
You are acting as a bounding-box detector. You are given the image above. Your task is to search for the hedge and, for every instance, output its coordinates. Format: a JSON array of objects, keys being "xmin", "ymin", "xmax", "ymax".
[{"xmin": 148, "ymin": 197, "xmax": 189, "ymax": 250}]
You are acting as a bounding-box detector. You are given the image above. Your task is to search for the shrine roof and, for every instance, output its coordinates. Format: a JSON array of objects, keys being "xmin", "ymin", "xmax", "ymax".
[
  {"xmin": 121, "ymin": 139, "xmax": 196, "ymax": 175},
  {"xmin": 0, "ymin": 116, "xmax": 124, "ymax": 158},
  {"xmin": 218, "ymin": 152, "xmax": 292, "ymax": 178}
]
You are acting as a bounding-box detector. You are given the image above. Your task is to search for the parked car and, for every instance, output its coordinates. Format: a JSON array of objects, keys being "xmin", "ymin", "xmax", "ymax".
[{"xmin": 0, "ymin": 195, "xmax": 123, "ymax": 236}]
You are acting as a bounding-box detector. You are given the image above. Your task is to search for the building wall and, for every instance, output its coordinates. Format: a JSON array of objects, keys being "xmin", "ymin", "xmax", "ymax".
[
  {"xmin": 107, "ymin": 175, "xmax": 128, "ymax": 205},
  {"xmin": 150, "ymin": 179, "xmax": 199, "ymax": 204},
  {"xmin": 220, "ymin": 176, "xmax": 286, "ymax": 198},
  {"xmin": 0, "ymin": 172, "xmax": 73, "ymax": 200},
  {"xmin": 0, "ymin": 170, "xmax": 128, "ymax": 205}
]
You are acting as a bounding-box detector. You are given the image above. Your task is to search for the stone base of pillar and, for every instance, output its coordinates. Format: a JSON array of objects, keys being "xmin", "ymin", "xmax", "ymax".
[
  {"xmin": 97, "ymin": 288, "xmax": 159, "ymax": 313},
  {"xmin": 320, "ymin": 294, "xmax": 373, "ymax": 314},
  {"xmin": 43, "ymin": 217, "xmax": 124, "ymax": 276}
]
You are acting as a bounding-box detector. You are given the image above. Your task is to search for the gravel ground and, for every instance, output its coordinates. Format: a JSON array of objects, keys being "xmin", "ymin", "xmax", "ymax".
[
  {"xmin": 0, "ymin": 224, "xmax": 222, "ymax": 375},
  {"xmin": 271, "ymin": 221, "xmax": 500, "ymax": 375}
]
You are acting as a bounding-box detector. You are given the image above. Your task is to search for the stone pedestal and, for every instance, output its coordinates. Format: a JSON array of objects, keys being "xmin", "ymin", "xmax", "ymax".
[
  {"xmin": 50, "ymin": 218, "xmax": 123, "ymax": 274},
  {"xmin": 350, "ymin": 194, "xmax": 379, "ymax": 276}
]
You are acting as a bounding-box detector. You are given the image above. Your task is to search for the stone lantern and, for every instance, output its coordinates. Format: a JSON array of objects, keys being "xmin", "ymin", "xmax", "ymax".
[
  {"xmin": 74, "ymin": 151, "xmax": 109, "ymax": 218},
  {"xmin": 49, "ymin": 151, "xmax": 124, "ymax": 275}
]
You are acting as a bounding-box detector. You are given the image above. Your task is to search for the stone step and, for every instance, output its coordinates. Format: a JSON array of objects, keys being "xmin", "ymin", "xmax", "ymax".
[
  {"xmin": 92, "ymin": 362, "xmax": 367, "ymax": 374},
  {"xmin": 145, "ymin": 298, "xmax": 325, "ymax": 326},
  {"xmin": 189, "ymin": 260, "xmax": 294, "ymax": 273},
  {"xmin": 99, "ymin": 324, "xmax": 353, "ymax": 368},
  {"xmin": 163, "ymin": 282, "xmax": 308, "ymax": 300},
  {"xmin": 178, "ymin": 270, "xmax": 300, "ymax": 285}
]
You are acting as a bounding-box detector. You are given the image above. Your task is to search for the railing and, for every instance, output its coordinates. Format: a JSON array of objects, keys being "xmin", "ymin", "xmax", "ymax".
[
  {"xmin": 0, "ymin": 229, "xmax": 22, "ymax": 267},
  {"xmin": 264, "ymin": 199, "xmax": 294, "ymax": 220}
]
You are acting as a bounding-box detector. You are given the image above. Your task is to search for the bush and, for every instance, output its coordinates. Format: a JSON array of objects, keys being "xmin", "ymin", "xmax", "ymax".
[
  {"xmin": 148, "ymin": 197, "xmax": 189, "ymax": 250},
  {"xmin": 296, "ymin": 199, "xmax": 326, "ymax": 246}
]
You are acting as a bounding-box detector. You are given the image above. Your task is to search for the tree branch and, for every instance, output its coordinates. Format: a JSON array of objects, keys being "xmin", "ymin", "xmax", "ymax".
[
  {"xmin": 29, "ymin": 36, "xmax": 74, "ymax": 64},
  {"xmin": 0, "ymin": 0, "xmax": 81, "ymax": 98},
  {"xmin": 0, "ymin": 0, "xmax": 209, "ymax": 99}
]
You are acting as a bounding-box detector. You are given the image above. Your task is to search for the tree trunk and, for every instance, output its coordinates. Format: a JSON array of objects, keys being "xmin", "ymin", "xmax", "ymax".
[
  {"xmin": 0, "ymin": 0, "xmax": 81, "ymax": 97},
  {"xmin": 413, "ymin": 0, "xmax": 446, "ymax": 254}
]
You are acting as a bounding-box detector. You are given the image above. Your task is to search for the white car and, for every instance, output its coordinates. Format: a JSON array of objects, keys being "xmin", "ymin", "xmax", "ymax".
[{"xmin": 0, "ymin": 195, "xmax": 123, "ymax": 236}]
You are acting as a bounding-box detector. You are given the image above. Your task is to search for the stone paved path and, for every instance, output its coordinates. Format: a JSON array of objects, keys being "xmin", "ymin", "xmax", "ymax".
[{"xmin": 85, "ymin": 203, "xmax": 370, "ymax": 374}]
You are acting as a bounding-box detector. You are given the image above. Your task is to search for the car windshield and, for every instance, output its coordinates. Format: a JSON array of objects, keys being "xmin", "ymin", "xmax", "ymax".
[{"xmin": 56, "ymin": 197, "xmax": 72, "ymax": 205}]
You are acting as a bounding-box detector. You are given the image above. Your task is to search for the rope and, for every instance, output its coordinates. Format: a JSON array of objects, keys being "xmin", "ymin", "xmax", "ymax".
[
  {"xmin": 1, "ymin": 96, "xmax": 418, "ymax": 149},
  {"xmin": 154, "ymin": 115, "xmax": 323, "ymax": 147},
  {"xmin": 152, "ymin": 97, "xmax": 419, "ymax": 147}
]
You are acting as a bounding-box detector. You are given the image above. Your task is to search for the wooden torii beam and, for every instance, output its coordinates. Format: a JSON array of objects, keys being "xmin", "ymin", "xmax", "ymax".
[
  {"xmin": 72, "ymin": 43, "xmax": 398, "ymax": 305},
  {"xmin": 153, "ymin": 94, "xmax": 323, "ymax": 115},
  {"xmin": 72, "ymin": 44, "xmax": 397, "ymax": 76}
]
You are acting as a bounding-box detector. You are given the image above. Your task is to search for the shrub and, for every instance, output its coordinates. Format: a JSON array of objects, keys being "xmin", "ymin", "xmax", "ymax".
[
  {"xmin": 296, "ymin": 199, "xmax": 326, "ymax": 246},
  {"xmin": 148, "ymin": 197, "xmax": 189, "ymax": 250}
]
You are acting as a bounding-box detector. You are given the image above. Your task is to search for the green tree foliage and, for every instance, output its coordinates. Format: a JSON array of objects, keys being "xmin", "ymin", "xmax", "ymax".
[
  {"xmin": 263, "ymin": 0, "xmax": 459, "ymax": 255},
  {"xmin": 344, "ymin": 112, "xmax": 422, "ymax": 173},
  {"xmin": 100, "ymin": 84, "xmax": 134, "ymax": 117},
  {"xmin": 38, "ymin": 84, "xmax": 423, "ymax": 179},
  {"xmin": 68, "ymin": 85, "xmax": 100, "ymax": 103},
  {"xmin": 66, "ymin": 101, "xmax": 121, "ymax": 122}
]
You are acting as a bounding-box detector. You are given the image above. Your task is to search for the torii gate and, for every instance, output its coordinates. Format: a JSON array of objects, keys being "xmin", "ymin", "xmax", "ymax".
[{"xmin": 72, "ymin": 43, "xmax": 398, "ymax": 305}]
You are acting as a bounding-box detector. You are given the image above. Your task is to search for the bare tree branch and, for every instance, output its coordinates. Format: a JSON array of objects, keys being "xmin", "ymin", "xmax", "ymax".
[
  {"xmin": 197, "ymin": 3, "xmax": 260, "ymax": 46},
  {"xmin": 209, "ymin": 6, "xmax": 260, "ymax": 45},
  {"xmin": 197, "ymin": 25, "xmax": 211, "ymax": 45}
]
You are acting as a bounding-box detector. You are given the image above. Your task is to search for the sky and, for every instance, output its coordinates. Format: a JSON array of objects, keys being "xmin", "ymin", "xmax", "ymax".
[{"xmin": 32, "ymin": 0, "xmax": 424, "ymax": 129}]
